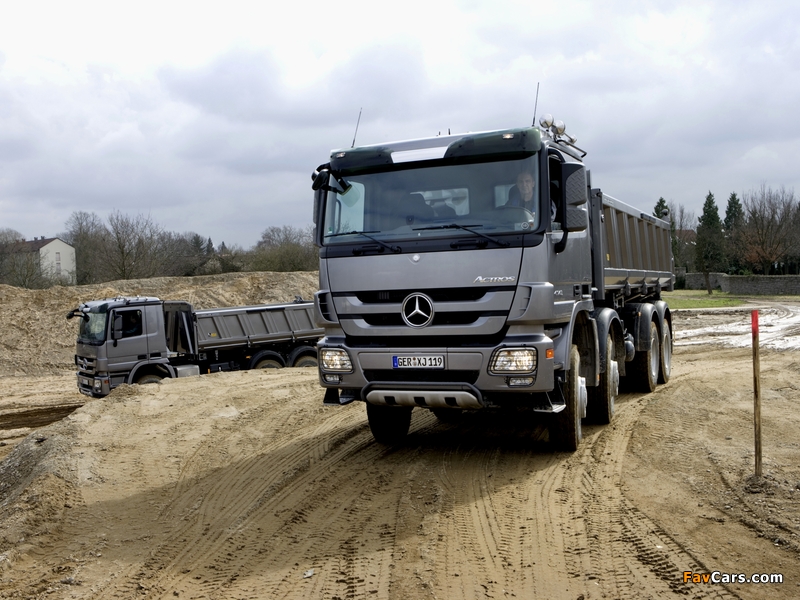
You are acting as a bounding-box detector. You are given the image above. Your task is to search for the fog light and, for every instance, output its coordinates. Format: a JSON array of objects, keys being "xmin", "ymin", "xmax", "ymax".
[
  {"xmin": 320, "ymin": 348, "xmax": 353, "ymax": 372},
  {"xmin": 324, "ymin": 373, "xmax": 342, "ymax": 383},
  {"xmin": 508, "ymin": 377, "xmax": 535, "ymax": 387},
  {"xmin": 489, "ymin": 348, "xmax": 537, "ymax": 374}
]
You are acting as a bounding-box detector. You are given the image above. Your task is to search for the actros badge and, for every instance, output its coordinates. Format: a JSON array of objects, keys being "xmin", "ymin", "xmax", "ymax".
[{"xmin": 401, "ymin": 293, "xmax": 434, "ymax": 328}]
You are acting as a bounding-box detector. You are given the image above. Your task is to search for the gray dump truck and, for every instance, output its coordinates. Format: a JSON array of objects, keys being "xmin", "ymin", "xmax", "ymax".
[
  {"xmin": 310, "ymin": 115, "xmax": 674, "ymax": 450},
  {"xmin": 68, "ymin": 296, "xmax": 323, "ymax": 397}
]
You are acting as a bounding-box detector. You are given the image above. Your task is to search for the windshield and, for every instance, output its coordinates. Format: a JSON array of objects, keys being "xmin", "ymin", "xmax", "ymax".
[
  {"xmin": 322, "ymin": 156, "xmax": 540, "ymax": 245},
  {"xmin": 78, "ymin": 312, "xmax": 108, "ymax": 344}
]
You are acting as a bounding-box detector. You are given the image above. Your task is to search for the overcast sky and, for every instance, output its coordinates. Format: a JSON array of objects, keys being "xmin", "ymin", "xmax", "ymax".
[{"xmin": 1, "ymin": 0, "xmax": 798, "ymax": 248}]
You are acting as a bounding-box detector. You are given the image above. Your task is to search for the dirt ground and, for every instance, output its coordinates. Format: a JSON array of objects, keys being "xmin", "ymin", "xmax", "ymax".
[{"xmin": 1, "ymin": 276, "xmax": 798, "ymax": 599}]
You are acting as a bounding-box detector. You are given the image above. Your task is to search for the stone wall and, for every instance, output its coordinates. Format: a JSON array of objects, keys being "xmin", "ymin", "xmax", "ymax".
[{"xmin": 685, "ymin": 273, "xmax": 800, "ymax": 295}]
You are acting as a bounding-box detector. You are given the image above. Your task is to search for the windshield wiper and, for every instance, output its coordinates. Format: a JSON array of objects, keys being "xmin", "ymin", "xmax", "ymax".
[
  {"xmin": 412, "ymin": 223, "xmax": 510, "ymax": 248},
  {"xmin": 326, "ymin": 230, "xmax": 401, "ymax": 254}
]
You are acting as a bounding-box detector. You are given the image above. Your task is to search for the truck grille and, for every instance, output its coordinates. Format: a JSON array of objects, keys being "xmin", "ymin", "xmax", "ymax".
[
  {"xmin": 333, "ymin": 286, "xmax": 516, "ymax": 338},
  {"xmin": 75, "ymin": 355, "xmax": 97, "ymax": 376}
]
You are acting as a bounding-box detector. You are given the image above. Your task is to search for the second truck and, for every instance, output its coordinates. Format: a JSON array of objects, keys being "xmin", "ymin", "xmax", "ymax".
[
  {"xmin": 69, "ymin": 297, "xmax": 322, "ymax": 397},
  {"xmin": 310, "ymin": 114, "xmax": 674, "ymax": 450}
]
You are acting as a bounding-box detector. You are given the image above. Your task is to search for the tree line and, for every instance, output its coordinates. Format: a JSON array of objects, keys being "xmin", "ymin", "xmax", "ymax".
[
  {"xmin": 658, "ymin": 184, "xmax": 800, "ymax": 293},
  {"xmin": 0, "ymin": 211, "xmax": 318, "ymax": 288}
]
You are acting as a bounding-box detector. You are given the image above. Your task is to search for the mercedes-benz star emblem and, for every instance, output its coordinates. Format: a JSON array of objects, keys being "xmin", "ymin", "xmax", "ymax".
[{"xmin": 401, "ymin": 293, "xmax": 434, "ymax": 328}]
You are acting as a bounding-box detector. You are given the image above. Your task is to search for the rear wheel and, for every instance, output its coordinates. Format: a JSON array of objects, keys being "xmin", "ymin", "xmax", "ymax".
[
  {"xmin": 658, "ymin": 322, "xmax": 672, "ymax": 384},
  {"xmin": 550, "ymin": 345, "xmax": 583, "ymax": 452},
  {"xmin": 136, "ymin": 374, "xmax": 163, "ymax": 385},
  {"xmin": 254, "ymin": 359, "xmax": 281, "ymax": 369},
  {"xmin": 366, "ymin": 403, "xmax": 412, "ymax": 445},
  {"xmin": 293, "ymin": 355, "xmax": 319, "ymax": 368},
  {"xmin": 632, "ymin": 320, "xmax": 659, "ymax": 392},
  {"xmin": 588, "ymin": 334, "xmax": 617, "ymax": 424}
]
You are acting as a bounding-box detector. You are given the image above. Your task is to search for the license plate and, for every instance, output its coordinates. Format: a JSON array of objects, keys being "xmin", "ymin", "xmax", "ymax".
[
  {"xmin": 392, "ymin": 355, "xmax": 444, "ymax": 369},
  {"xmin": 81, "ymin": 377, "xmax": 90, "ymax": 386}
]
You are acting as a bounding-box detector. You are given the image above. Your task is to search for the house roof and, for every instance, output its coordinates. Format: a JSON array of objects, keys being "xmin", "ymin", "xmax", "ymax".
[{"xmin": 14, "ymin": 237, "xmax": 73, "ymax": 253}]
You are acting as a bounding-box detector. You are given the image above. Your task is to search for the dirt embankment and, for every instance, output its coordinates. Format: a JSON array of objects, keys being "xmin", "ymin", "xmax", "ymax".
[
  {"xmin": 0, "ymin": 271, "xmax": 319, "ymax": 377},
  {"xmin": 0, "ymin": 278, "xmax": 799, "ymax": 599}
]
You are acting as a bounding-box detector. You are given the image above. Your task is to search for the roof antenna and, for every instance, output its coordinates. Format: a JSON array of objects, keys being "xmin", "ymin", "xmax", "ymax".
[
  {"xmin": 531, "ymin": 82, "xmax": 540, "ymax": 127},
  {"xmin": 351, "ymin": 108, "xmax": 362, "ymax": 148}
]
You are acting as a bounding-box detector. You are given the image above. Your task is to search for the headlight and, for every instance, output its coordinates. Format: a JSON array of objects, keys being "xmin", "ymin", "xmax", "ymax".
[
  {"xmin": 489, "ymin": 348, "xmax": 537, "ymax": 374},
  {"xmin": 319, "ymin": 348, "xmax": 353, "ymax": 372}
]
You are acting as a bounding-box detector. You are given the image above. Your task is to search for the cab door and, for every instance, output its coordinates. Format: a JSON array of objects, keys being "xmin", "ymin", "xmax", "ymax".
[{"xmin": 107, "ymin": 308, "xmax": 148, "ymax": 376}]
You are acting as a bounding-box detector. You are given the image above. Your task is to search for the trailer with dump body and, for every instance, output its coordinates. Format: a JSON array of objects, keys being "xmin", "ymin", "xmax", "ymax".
[
  {"xmin": 310, "ymin": 115, "xmax": 674, "ymax": 449},
  {"xmin": 68, "ymin": 296, "xmax": 323, "ymax": 397}
]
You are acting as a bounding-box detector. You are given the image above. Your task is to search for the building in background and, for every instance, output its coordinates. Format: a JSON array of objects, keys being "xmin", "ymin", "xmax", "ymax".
[{"xmin": 0, "ymin": 237, "xmax": 76, "ymax": 286}]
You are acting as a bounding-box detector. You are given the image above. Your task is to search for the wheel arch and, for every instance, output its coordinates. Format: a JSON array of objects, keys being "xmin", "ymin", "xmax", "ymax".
[
  {"xmin": 248, "ymin": 349, "xmax": 286, "ymax": 369},
  {"xmin": 128, "ymin": 362, "xmax": 174, "ymax": 384}
]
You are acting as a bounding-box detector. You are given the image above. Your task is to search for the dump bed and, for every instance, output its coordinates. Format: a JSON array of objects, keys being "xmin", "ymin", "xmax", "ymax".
[
  {"xmin": 194, "ymin": 302, "xmax": 323, "ymax": 351},
  {"xmin": 591, "ymin": 191, "xmax": 674, "ymax": 299}
]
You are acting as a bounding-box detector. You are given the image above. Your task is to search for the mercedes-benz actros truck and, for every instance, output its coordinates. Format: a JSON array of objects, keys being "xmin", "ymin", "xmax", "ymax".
[{"xmin": 310, "ymin": 115, "xmax": 674, "ymax": 450}]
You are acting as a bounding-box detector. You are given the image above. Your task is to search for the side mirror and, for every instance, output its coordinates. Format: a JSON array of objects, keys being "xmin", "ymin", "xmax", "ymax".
[
  {"xmin": 562, "ymin": 163, "xmax": 587, "ymax": 206},
  {"xmin": 111, "ymin": 313, "xmax": 123, "ymax": 340},
  {"xmin": 565, "ymin": 207, "xmax": 589, "ymax": 232},
  {"xmin": 311, "ymin": 169, "xmax": 330, "ymax": 191}
]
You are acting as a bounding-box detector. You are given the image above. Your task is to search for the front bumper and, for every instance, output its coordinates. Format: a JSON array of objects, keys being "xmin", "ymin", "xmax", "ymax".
[
  {"xmin": 76, "ymin": 372, "xmax": 111, "ymax": 397},
  {"xmin": 318, "ymin": 334, "xmax": 556, "ymax": 408}
]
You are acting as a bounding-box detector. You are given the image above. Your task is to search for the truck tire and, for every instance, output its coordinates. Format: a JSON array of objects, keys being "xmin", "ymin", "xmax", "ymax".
[
  {"xmin": 588, "ymin": 334, "xmax": 617, "ymax": 424},
  {"xmin": 551, "ymin": 345, "xmax": 583, "ymax": 452},
  {"xmin": 632, "ymin": 320, "xmax": 660, "ymax": 392},
  {"xmin": 366, "ymin": 403, "xmax": 412, "ymax": 445},
  {"xmin": 658, "ymin": 322, "xmax": 672, "ymax": 384},
  {"xmin": 254, "ymin": 359, "xmax": 282, "ymax": 369},
  {"xmin": 293, "ymin": 355, "xmax": 319, "ymax": 368},
  {"xmin": 136, "ymin": 374, "xmax": 163, "ymax": 385}
]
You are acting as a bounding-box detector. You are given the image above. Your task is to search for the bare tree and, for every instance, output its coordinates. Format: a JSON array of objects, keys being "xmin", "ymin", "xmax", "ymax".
[
  {"xmin": 62, "ymin": 211, "xmax": 109, "ymax": 284},
  {"xmin": 667, "ymin": 201, "xmax": 696, "ymax": 272},
  {"xmin": 103, "ymin": 212, "xmax": 167, "ymax": 280},
  {"xmin": 250, "ymin": 225, "xmax": 318, "ymax": 272},
  {"xmin": 742, "ymin": 185, "xmax": 798, "ymax": 274}
]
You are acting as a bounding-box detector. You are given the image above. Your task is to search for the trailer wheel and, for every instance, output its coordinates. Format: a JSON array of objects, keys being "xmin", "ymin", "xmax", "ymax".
[
  {"xmin": 136, "ymin": 374, "xmax": 163, "ymax": 385},
  {"xmin": 254, "ymin": 359, "xmax": 281, "ymax": 369},
  {"xmin": 658, "ymin": 322, "xmax": 672, "ymax": 384},
  {"xmin": 632, "ymin": 320, "xmax": 660, "ymax": 392},
  {"xmin": 293, "ymin": 355, "xmax": 318, "ymax": 368},
  {"xmin": 588, "ymin": 334, "xmax": 617, "ymax": 424},
  {"xmin": 366, "ymin": 404, "xmax": 412, "ymax": 445},
  {"xmin": 551, "ymin": 345, "xmax": 583, "ymax": 452}
]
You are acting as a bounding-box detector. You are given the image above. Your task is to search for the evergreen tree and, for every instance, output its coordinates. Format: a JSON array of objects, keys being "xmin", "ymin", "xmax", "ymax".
[
  {"xmin": 723, "ymin": 192, "xmax": 745, "ymax": 274},
  {"xmin": 695, "ymin": 192, "xmax": 726, "ymax": 294},
  {"xmin": 653, "ymin": 197, "xmax": 669, "ymax": 219}
]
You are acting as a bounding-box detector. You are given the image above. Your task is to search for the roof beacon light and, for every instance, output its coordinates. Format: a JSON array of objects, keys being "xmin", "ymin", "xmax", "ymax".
[{"xmin": 502, "ymin": 133, "xmax": 515, "ymax": 139}]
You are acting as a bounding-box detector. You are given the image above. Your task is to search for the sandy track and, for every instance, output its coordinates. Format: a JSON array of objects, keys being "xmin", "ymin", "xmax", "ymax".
[{"xmin": 4, "ymin": 345, "xmax": 797, "ymax": 599}]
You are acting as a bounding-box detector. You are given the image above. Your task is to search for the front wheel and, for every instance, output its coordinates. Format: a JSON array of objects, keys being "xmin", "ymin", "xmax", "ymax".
[
  {"xmin": 366, "ymin": 403, "xmax": 412, "ymax": 445},
  {"xmin": 136, "ymin": 374, "xmax": 163, "ymax": 385},
  {"xmin": 550, "ymin": 345, "xmax": 583, "ymax": 452}
]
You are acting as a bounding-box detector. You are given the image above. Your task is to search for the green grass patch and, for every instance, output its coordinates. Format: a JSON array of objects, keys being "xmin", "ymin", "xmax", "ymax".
[{"xmin": 662, "ymin": 290, "xmax": 746, "ymax": 309}]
